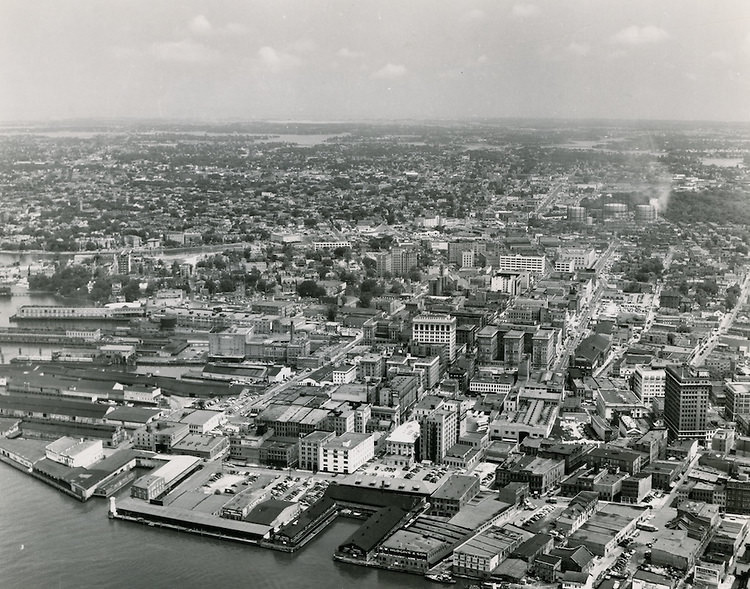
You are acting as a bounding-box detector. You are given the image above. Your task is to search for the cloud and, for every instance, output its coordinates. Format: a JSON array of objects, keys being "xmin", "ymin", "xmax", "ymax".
[
  {"xmin": 567, "ymin": 42, "xmax": 591, "ymax": 57},
  {"xmin": 337, "ymin": 47, "xmax": 364, "ymax": 59},
  {"xmin": 462, "ymin": 8, "xmax": 485, "ymax": 22},
  {"xmin": 189, "ymin": 15, "xmax": 212, "ymax": 36},
  {"xmin": 512, "ymin": 3, "xmax": 540, "ymax": 18},
  {"xmin": 743, "ymin": 32, "xmax": 750, "ymax": 55},
  {"xmin": 257, "ymin": 46, "xmax": 302, "ymax": 73},
  {"xmin": 708, "ymin": 50, "xmax": 732, "ymax": 63},
  {"xmin": 289, "ymin": 39, "xmax": 317, "ymax": 54},
  {"xmin": 223, "ymin": 23, "xmax": 249, "ymax": 36},
  {"xmin": 612, "ymin": 25, "xmax": 669, "ymax": 46},
  {"xmin": 371, "ymin": 63, "xmax": 408, "ymax": 79},
  {"xmin": 152, "ymin": 40, "xmax": 218, "ymax": 64}
]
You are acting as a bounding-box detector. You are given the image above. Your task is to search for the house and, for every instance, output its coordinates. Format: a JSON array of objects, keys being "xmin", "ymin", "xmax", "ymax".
[{"xmin": 560, "ymin": 571, "xmax": 591, "ymax": 589}]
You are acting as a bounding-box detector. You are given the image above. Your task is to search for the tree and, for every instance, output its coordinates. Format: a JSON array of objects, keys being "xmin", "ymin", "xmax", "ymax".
[
  {"xmin": 407, "ymin": 267, "xmax": 422, "ymax": 282},
  {"xmin": 89, "ymin": 277, "xmax": 112, "ymax": 302},
  {"xmin": 360, "ymin": 278, "xmax": 384, "ymax": 296},
  {"xmin": 357, "ymin": 293, "xmax": 373, "ymax": 308},
  {"xmin": 297, "ymin": 280, "xmax": 326, "ymax": 298},
  {"xmin": 122, "ymin": 279, "xmax": 141, "ymax": 302},
  {"xmin": 726, "ymin": 283, "xmax": 742, "ymax": 309}
]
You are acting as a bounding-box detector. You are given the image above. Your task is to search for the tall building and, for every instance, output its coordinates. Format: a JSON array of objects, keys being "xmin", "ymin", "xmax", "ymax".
[
  {"xmin": 503, "ymin": 330, "xmax": 524, "ymax": 366},
  {"xmin": 476, "ymin": 326, "xmax": 500, "ymax": 363},
  {"xmin": 461, "ymin": 250, "xmax": 475, "ymax": 268},
  {"xmin": 725, "ymin": 381, "xmax": 750, "ymax": 421},
  {"xmin": 532, "ymin": 329, "xmax": 556, "ymax": 370},
  {"xmin": 632, "ymin": 364, "xmax": 667, "ymax": 404},
  {"xmin": 419, "ymin": 407, "xmax": 458, "ymax": 464},
  {"xmin": 392, "ymin": 245, "xmax": 419, "ymax": 277},
  {"xmin": 412, "ymin": 314, "xmax": 457, "ymax": 363},
  {"xmin": 369, "ymin": 251, "xmax": 392, "ymax": 277},
  {"xmin": 664, "ymin": 365, "xmax": 711, "ymax": 440},
  {"xmin": 115, "ymin": 250, "xmax": 133, "ymax": 274}
]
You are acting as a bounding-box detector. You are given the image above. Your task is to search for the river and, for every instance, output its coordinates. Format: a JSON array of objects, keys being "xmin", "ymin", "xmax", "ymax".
[{"xmin": 0, "ymin": 290, "xmax": 441, "ymax": 589}]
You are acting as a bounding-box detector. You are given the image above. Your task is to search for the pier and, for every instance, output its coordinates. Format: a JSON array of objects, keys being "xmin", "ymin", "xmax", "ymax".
[{"xmin": 0, "ymin": 327, "xmax": 96, "ymax": 347}]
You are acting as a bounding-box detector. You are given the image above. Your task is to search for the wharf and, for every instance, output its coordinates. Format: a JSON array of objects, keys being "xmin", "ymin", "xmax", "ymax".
[
  {"xmin": 137, "ymin": 358, "xmax": 205, "ymax": 366},
  {"xmin": 0, "ymin": 331, "xmax": 95, "ymax": 346},
  {"xmin": 112, "ymin": 497, "xmax": 270, "ymax": 544}
]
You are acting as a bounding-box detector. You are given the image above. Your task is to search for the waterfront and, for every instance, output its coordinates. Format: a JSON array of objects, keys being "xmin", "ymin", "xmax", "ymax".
[
  {"xmin": 0, "ymin": 293, "xmax": 443, "ymax": 589},
  {"xmin": 0, "ymin": 464, "xmax": 442, "ymax": 589}
]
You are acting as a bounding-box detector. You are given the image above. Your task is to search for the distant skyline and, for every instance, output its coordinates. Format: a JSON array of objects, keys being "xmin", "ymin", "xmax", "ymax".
[{"xmin": 2, "ymin": 0, "xmax": 750, "ymax": 123}]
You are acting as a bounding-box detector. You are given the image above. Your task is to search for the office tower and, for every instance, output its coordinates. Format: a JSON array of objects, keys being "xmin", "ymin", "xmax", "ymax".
[{"xmin": 664, "ymin": 365, "xmax": 711, "ymax": 440}]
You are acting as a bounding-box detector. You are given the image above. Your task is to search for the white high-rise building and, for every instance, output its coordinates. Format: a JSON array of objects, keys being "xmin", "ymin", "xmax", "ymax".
[
  {"xmin": 632, "ymin": 364, "xmax": 667, "ymax": 403},
  {"xmin": 412, "ymin": 314, "xmax": 457, "ymax": 363},
  {"xmin": 497, "ymin": 254, "xmax": 547, "ymax": 276}
]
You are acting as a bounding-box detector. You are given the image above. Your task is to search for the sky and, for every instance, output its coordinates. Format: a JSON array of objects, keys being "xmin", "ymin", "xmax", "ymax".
[{"xmin": 2, "ymin": 0, "xmax": 750, "ymax": 123}]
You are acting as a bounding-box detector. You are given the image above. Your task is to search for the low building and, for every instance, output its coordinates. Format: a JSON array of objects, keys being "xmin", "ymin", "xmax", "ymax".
[
  {"xmin": 429, "ymin": 474, "xmax": 480, "ymax": 517},
  {"xmin": 549, "ymin": 545, "xmax": 596, "ymax": 575},
  {"xmin": 621, "ymin": 472, "xmax": 652, "ymax": 503},
  {"xmin": 133, "ymin": 422, "xmax": 190, "ymax": 452},
  {"xmin": 495, "ymin": 455, "xmax": 566, "ymax": 495},
  {"xmin": 490, "ymin": 399, "xmax": 558, "ymax": 443},
  {"xmin": 45, "ymin": 437, "xmax": 103, "ymax": 468},
  {"xmin": 453, "ymin": 526, "xmax": 530, "ymax": 579},
  {"xmin": 631, "ymin": 569, "xmax": 674, "ymax": 589},
  {"xmin": 651, "ymin": 529, "xmax": 702, "ymax": 571},
  {"xmin": 259, "ymin": 436, "xmax": 299, "ymax": 468},
  {"xmin": 245, "ymin": 499, "xmax": 300, "ymax": 532},
  {"xmin": 587, "ymin": 445, "xmax": 642, "ymax": 475},
  {"xmin": 332, "ymin": 364, "xmax": 357, "ymax": 384},
  {"xmin": 707, "ymin": 515, "xmax": 749, "ymax": 556},
  {"xmin": 559, "ymin": 570, "xmax": 591, "ymax": 589},
  {"xmin": 170, "ymin": 434, "xmax": 229, "ymax": 460},
  {"xmin": 130, "ymin": 455, "xmax": 201, "ymax": 501},
  {"xmin": 556, "ymin": 491, "xmax": 599, "ymax": 535},
  {"xmin": 643, "ymin": 459, "xmax": 684, "ymax": 491},
  {"xmin": 533, "ymin": 553, "xmax": 562, "ymax": 582},
  {"xmin": 376, "ymin": 516, "xmax": 471, "ymax": 574},
  {"xmin": 498, "ymin": 482, "xmax": 530, "ymax": 506},
  {"xmin": 336, "ymin": 506, "xmax": 408, "ymax": 560},
  {"xmin": 274, "ymin": 496, "xmax": 337, "ymax": 547},
  {"xmin": 567, "ymin": 503, "xmax": 646, "ymax": 556},
  {"xmin": 179, "ymin": 409, "xmax": 225, "ymax": 434}
]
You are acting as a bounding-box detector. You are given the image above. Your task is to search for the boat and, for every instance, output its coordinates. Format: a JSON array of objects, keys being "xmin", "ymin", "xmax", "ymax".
[
  {"xmin": 425, "ymin": 572, "xmax": 456, "ymax": 584},
  {"xmin": 0, "ymin": 285, "xmax": 11, "ymax": 297}
]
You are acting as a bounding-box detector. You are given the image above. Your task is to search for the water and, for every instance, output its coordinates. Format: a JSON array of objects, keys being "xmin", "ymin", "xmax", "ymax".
[
  {"xmin": 0, "ymin": 291, "xmax": 440, "ymax": 589},
  {"xmin": 0, "ymin": 289, "xmax": 73, "ymax": 361},
  {"xmin": 0, "ymin": 465, "xmax": 438, "ymax": 589}
]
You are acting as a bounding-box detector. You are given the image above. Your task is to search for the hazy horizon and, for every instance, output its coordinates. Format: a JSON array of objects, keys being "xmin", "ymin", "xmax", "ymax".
[{"xmin": 3, "ymin": 0, "xmax": 750, "ymax": 123}]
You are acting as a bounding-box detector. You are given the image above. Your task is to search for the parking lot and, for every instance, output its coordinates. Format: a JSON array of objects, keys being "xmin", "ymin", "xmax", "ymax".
[{"xmin": 357, "ymin": 460, "xmax": 454, "ymax": 486}]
